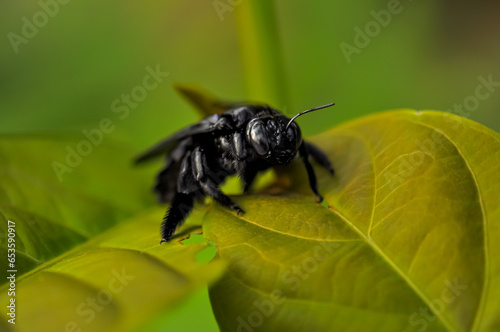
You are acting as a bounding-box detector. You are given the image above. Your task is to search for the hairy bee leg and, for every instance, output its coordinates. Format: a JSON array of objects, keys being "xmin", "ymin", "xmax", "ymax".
[
  {"xmin": 304, "ymin": 141, "xmax": 334, "ymax": 175},
  {"xmin": 299, "ymin": 143, "xmax": 323, "ymax": 203},
  {"xmin": 160, "ymin": 193, "xmax": 195, "ymax": 243},
  {"xmin": 192, "ymin": 146, "xmax": 245, "ymax": 214},
  {"xmin": 199, "ymin": 179, "xmax": 245, "ymax": 214},
  {"xmin": 177, "ymin": 151, "xmax": 199, "ymax": 194}
]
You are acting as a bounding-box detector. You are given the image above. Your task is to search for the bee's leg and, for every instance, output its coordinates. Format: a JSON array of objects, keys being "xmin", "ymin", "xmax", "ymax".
[
  {"xmin": 241, "ymin": 167, "xmax": 258, "ymax": 193},
  {"xmin": 229, "ymin": 132, "xmax": 248, "ymax": 178},
  {"xmin": 155, "ymin": 139, "xmax": 194, "ymax": 204},
  {"xmin": 299, "ymin": 143, "xmax": 323, "ymax": 203},
  {"xmin": 200, "ymin": 179, "xmax": 245, "ymax": 214},
  {"xmin": 160, "ymin": 152, "xmax": 200, "ymax": 243},
  {"xmin": 242, "ymin": 160, "xmax": 269, "ymax": 193},
  {"xmin": 177, "ymin": 151, "xmax": 198, "ymax": 194},
  {"xmin": 231, "ymin": 133, "xmax": 266, "ymax": 193},
  {"xmin": 192, "ymin": 147, "xmax": 245, "ymax": 214},
  {"xmin": 160, "ymin": 192, "xmax": 195, "ymax": 243},
  {"xmin": 233, "ymin": 132, "xmax": 248, "ymax": 161},
  {"xmin": 304, "ymin": 141, "xmax": 334, "ymax": 175},
  {"xmin": 229, "ymin": 132, "xmax": 254, "ymax": 192},
  {"xmin": 154, "ymin": 158, "xmax": 180, "ymax": 203}
]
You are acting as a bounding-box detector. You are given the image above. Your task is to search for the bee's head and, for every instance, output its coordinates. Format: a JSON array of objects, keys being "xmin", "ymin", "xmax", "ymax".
[
  {"xmin": 245, "ymin": 116, "xmax": 302, "ymax": 165},
  {"xmin": 245, "ymin": 102, "xmax": 335, "ymax": 165}
]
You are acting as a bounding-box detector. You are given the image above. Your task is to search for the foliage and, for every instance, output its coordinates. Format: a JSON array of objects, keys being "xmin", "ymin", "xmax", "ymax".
[
  {"xmin": 0, "ymin": 137, "xmax": 224, "ymax": 332},
  {"xmin": 1, "ymin": 1, "xmax": 500, "ymax": 331},
  {"xmin": 205, "ymin": 111, "xmax": 500, "ymax": 332}
]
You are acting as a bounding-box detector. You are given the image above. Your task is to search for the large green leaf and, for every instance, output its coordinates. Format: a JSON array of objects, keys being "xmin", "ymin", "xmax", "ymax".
[
  {"xmin": 0, "ymin": 136, "xmax": 224, "ymax": 332},
  {"xmin": 204, "ymin": 110, "xmax": 500, "ymax": 332},
  {"xmin": 0, "ymin": 135, "xmax": 152, "ymax": 276},
  {"xmin": 0, "ymin": 207, "xmax": 224, "ymax": 332}
]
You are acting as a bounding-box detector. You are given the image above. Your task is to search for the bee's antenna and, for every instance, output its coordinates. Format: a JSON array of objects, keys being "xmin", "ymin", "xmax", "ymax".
[{"xmin": 285, "ymin": 103, "xmax": 335, "ymax": 130}]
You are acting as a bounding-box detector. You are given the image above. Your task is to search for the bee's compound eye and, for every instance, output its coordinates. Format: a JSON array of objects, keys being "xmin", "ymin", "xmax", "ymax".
[{"xmin": 247, "ymin": 120, "xmax": 270, "ymax": 156}]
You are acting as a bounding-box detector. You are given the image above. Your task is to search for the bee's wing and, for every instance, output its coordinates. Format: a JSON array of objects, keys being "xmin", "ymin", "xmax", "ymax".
[
  {"xmin": 174, "ymin": 83, "xmax": 240, "ymax": 117},
  {"xmin": 134, "ymin": 117, "xmax": 218, "ymax": 164}
]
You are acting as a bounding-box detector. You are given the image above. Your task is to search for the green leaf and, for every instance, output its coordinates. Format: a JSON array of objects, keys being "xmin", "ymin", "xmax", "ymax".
[
  {"xmin": 204, "ymin": 110, "xmax": 500, "ymax": 332},
  {"xmin": 0, "ymin": 208, "xmax": 224, "ymax": 332},
  {"xmin": 0, "ymin": 135, "xmax": 224, "ymax": 331},
  {"xmin": 173, "ymin": 83, "xmax": 241, "ymax": 117},
  {"xmin": 0, "ymin": 135, "xmax": 152, "ymax": 275}
]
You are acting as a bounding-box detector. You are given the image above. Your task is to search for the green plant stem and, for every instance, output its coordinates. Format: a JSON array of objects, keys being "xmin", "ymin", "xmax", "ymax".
[{"xmin": 235, "ymin": 0, "xmax": 287, "ymax": 108}]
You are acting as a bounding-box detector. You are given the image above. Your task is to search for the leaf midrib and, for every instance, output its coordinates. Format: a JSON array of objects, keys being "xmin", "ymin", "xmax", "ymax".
[
  {"xmin": 216, "ymin": 215, "xmax": 444, "ymax": 326},
  {"xmin": 221, "ymin": 208, "xmax": 356, "ymax": 243},
  {"xmin": 334, "ymin": 116, "xmax": 487, "ymax": 332},
  {"xmin": 217, "ymin": 195, "xmax": 457, "ymax": 331},
  {"xmin": 324, "ymin": 130, "xmax": 453, "ymax": 329},
  {"xmin": 329, "ymin": 207, "xmax": 457, "ymax": 332},
  {"xmin": 409, "ymin": 119, "xmax": 488, "ymax": 332}
]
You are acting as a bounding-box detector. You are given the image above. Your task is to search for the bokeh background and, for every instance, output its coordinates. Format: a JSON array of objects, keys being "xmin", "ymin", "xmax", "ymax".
[{"xmin": 1, "ymin": 1, "xmax": 500, "ymax": 331}]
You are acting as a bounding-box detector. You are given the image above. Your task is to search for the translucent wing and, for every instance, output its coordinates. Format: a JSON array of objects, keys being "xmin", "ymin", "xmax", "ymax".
[
  {"xmin": 136, "ymin": 84, "xmax": 264, "ymax": 164},
  {"xmin": 134, "ymin": 115, "xmax": 219, "ymax": 164}
]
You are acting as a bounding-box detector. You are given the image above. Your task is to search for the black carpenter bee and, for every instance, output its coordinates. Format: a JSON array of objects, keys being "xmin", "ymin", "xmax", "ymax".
[{"xmin": 135, "ymin": 102, "xmax": 335, "ymax": 243}]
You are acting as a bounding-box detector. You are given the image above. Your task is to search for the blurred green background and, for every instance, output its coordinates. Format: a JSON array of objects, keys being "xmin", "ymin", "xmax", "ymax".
[{"xmin": 1, "ymin": 0, "xmax": 500, "ymax": 331}]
